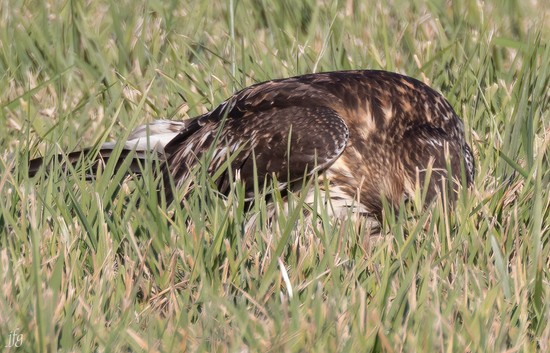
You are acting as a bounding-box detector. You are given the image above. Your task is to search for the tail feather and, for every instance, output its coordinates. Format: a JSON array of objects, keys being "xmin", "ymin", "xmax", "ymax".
[
  {"xmin": 28, "ymin": 148, "xmax": 163, "ymax": 178},
  {"xmin": 28, "ymin": 119, "xmax": 186, "ymax": 178}
]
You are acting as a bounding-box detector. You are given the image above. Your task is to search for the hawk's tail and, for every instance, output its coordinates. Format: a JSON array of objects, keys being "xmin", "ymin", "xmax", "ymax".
[{"xmin": 28, "ymin": 120, "xmax": 185, "ymax": 178}]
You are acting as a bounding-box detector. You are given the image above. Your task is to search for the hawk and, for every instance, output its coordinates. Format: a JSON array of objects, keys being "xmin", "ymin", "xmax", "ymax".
[{"xmin": 30, "ymin": 70, "xmax": 475, "ymax": 221}]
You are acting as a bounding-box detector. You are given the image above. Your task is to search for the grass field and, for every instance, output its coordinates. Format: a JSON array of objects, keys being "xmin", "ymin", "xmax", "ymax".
[{"xmin": 1, "ymin": 0, "xmax": 549, "ymax": 352}]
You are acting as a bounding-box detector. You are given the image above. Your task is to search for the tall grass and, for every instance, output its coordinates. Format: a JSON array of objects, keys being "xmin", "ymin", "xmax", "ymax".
[{"xmin": 1, "ymin": 0, "xmax": 549, "ymax": 352}]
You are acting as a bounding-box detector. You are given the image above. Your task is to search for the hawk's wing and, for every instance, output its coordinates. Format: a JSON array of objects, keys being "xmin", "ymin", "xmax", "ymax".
[{"xmin": 164, "ymin": 105, "xmax": 349, "ymax": 199}]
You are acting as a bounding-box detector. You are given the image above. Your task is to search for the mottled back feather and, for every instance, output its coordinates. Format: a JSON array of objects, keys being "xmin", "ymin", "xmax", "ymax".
[{"xmin": 162, "ymin": 70, "xmax": 474, "ymax": 216}]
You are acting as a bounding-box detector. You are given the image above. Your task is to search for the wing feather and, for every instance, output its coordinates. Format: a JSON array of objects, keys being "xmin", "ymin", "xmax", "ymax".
[{"xmin": 164, "ymin": 105, "xmax": 349, "ymax": 199}]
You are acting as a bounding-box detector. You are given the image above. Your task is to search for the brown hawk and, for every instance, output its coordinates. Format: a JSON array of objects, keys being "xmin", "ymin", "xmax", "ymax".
[{"xmin": 30, "ymin": 70, "xmax": 475, "ymax": 221}]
